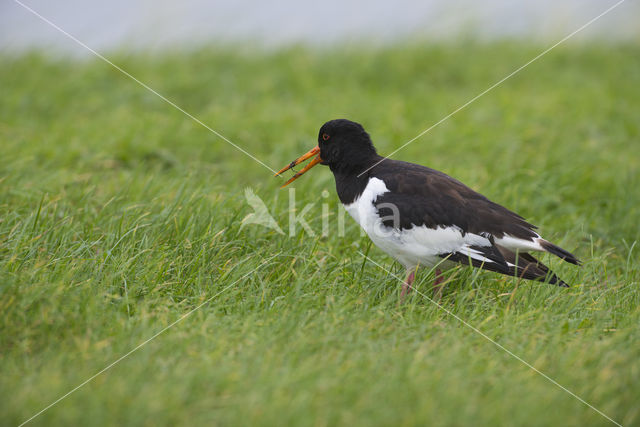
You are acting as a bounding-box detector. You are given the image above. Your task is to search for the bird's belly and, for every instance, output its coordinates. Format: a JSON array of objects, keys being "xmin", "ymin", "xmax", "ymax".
[
  {"xmin": 366, "ymin": 226, "xmax": 445, "ymax": 269},
  {"xmin": 343, "ymin": 179, "xmax": 449, "ymax": 269}
]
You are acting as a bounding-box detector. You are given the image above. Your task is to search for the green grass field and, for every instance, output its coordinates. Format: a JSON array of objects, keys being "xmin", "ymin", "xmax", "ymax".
[{"xmin": 1, "ymin": 42, "xmax": 639, "ymax": 426}]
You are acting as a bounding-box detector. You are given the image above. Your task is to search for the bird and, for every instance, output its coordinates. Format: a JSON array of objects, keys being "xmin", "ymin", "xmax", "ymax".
[{"xmin": 275, "ymin": 119, "xmax": 580, "ymax": 299}]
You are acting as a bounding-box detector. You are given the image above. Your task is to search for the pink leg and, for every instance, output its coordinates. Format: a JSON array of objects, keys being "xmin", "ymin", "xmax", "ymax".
[
  {"xmin": 433, "ymin": 269, "xmax": 445, "ymax": 300},
  {"xmin": 401, "ymin": 270, "xmax": 415, "ymax": 299}
]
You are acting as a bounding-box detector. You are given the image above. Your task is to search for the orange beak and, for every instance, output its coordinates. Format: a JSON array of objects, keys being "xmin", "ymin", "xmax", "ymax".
[{"xmin": 274, "ymin": 146, "xmax": 322, "ymax": 188}]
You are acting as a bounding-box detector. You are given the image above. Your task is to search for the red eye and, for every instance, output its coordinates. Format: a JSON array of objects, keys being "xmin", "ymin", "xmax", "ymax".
[{"xmin": 322, "ymin": 133, "xmax": 330, "ymax": 141}]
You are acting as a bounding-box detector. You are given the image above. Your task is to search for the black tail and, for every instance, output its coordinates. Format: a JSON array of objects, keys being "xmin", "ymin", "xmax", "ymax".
[
  {"xmin": 494, "ymin": 247, "xmax": 570, "ymax": 287},
  {"xmin": 515, "ymin": 253, "xmax": 568, "ymax": 287},
  {"xmin": 540, "ymin": 240, "xmax": 581, "ymax": 265},
  {"xmin": 443, "ymin": 247, "xmax": 569, "ymax": 287}
]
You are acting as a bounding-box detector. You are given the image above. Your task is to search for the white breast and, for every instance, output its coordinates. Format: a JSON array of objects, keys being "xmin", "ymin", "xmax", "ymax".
[
  {"xmin": 343, "ymin": 177, "xmax": 390, "ymax": 231},
  {"xmin": 343, "ymin": 177, "xmax": 495, "ymax": 270}
]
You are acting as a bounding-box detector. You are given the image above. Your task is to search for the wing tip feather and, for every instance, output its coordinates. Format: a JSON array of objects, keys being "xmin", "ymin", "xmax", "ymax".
[{"xmin": 539, "ymin": 240, "xmax": 581, "ymax": 266}]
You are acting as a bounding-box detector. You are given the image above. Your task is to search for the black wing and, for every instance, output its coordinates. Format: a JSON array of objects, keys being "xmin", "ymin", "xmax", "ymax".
[{"xmin": 371, "ymin": 159, "xmax": 538, "ymax": 241}]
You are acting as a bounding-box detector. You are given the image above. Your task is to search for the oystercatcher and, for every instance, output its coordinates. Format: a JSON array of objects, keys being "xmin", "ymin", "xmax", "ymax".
[{"xmin": 275, "ymin": 119, "xmax": 580, "ymax": 297}]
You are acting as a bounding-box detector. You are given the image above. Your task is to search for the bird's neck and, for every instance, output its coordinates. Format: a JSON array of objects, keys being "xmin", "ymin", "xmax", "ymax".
[{"xmin": 330, "ymin": 155, "xmax": 385, "ymax": 204}]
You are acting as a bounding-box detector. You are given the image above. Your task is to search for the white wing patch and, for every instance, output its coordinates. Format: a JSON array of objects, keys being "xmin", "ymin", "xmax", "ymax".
[
  {"xmin": 458, "ymin": 244, "xmax": 497, "ymax": 264},
  {"xmin": 494, "ymin": 233, "xmax": 545, "ymax": 252}
]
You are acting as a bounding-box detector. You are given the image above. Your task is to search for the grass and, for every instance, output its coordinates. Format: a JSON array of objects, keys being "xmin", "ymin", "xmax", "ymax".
[{"xmin": 1, "ymin": 42, "xmax": 639, "ymax": 426}]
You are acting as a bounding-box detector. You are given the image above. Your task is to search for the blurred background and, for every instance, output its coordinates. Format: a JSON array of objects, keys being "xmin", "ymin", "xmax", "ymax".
[
  {"xmin": 2, "ymin": 2, "xmax": 640, "ymax": 426},
  {"xmin": 2, "ymin": 0, "xmax": 638, "ymax": 53}
]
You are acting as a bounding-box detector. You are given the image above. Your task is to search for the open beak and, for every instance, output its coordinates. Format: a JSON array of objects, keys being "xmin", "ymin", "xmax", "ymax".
[{"xmin": 274, "ymin": 146, "xmax": 322, "ymax": 188}]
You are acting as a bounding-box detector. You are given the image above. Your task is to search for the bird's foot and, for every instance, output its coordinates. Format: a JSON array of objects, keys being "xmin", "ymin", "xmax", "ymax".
[
  {"xmin": 400, "ymin": 270, "xmax": 416, "ymax": 301},
  {"xmin": 432, "ymin": 269, "xmax": 445, "ymax": 301}
]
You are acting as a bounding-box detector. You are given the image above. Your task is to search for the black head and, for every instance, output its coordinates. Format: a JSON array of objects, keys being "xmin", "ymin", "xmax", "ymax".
[
  {"xmin": 275, "ymin": 119, "xmax": 378, "ymax": 187},
  {"xmin": 318, "ymin": 119, "xmax": 377, "ymax": 172}
]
